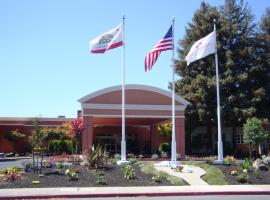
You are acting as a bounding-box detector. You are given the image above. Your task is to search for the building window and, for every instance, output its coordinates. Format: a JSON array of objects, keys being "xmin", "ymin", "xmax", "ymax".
[{"xmin": 236, "ymin": 134, "xmax": 244, "ymax": 144}]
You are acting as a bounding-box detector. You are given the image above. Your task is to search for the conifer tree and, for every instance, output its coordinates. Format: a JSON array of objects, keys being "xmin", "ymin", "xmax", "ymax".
[
  {"xmin": 174, "ymin": 2, "xmax": 220, "ymax": 152},
  {"xmin": 257, "ymin": 8, "xmax": 270, "ymax": 119},
  {"xmin": 174, "ymin": 0, "xmax": 269, "ymax": 153}
]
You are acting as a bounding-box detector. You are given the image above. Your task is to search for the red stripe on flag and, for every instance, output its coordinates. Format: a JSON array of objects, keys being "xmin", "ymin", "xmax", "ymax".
[{"xmin": 91, "ymin": 41, "xmax": 123, "ymax": 54}]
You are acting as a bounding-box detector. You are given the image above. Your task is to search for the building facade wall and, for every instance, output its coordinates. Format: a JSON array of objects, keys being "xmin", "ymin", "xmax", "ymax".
[{"xmin": 0, "ymin": 118, "xmax": 71, "ymax": 153}]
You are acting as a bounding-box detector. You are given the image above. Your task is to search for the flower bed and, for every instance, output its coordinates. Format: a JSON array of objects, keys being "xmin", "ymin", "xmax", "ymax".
[{"xmin": 0, "ymin": 163, "xmax": 173, "ymax": 188}]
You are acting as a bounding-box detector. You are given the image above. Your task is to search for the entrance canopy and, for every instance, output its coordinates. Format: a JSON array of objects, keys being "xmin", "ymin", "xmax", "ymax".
[
  {"xmin": 78, "ymin": 84, "xmax": 189, "ymax": 156},
  {"xmin": 79, "ymin": 84, "xmax": 189, "ymax": 120}
]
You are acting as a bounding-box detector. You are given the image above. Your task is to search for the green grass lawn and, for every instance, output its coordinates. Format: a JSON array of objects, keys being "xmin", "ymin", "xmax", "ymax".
[
  {"xmin": 138, "ymin": 161, "xmax": 188, "ymax": 186},
  {"xmin": 181, "ymin": 161, "xmax": 227, "ymax": 185}
]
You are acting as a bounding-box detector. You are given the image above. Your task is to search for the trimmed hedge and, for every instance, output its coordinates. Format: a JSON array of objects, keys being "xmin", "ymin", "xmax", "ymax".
[{"xmin": 48, "ymin": 140, "xmax": 73, "ymax": 154}]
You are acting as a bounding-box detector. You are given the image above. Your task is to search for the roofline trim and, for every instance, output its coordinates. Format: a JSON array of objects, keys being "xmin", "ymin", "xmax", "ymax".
[{"xmin": 78, "ymin": 84, "xmax": 190, "ymax": 106}]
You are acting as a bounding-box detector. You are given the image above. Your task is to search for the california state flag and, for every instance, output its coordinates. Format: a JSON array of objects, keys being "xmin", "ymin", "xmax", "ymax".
[
  {"xmin": 89, "ymin": 24, "xmax": 123, "ymax": 54},
  {"xmin": 185, "ymin": 30, "xmax": 216, "ymax": 65}
]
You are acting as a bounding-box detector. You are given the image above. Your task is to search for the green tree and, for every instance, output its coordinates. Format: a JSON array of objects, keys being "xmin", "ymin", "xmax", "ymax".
[
  {"xmin": 28, "ymin": 118, "xmax": 47, "ymax": 174},
  {"xmin": 243, "ymin": 117, "xmax": 268, "ymax": 158},
  {"xmin": 174, "ymin": 1, "xmax": 221, "ymax": 152},
  {"xmin": 4, "ymin": 129, "xmax": 25, "ymax": 152},
  {"xmin": 257, "ymin": 7, "xmax": 270, "ymax": 118},
  {"xmin": 174, "ymin": 0, "xmax": 269, "ymax": 153},
  {"xmin": 158, "ymin": 123, "xmax": 172, "ymax": 139},
  {"xmin": 220, "ymin": 0, "xmax": 269, "ymax": 127}
]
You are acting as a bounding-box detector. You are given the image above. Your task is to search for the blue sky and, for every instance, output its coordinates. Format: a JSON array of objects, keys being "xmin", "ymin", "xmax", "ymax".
[{"xmin": 0, "ymin": 0, "xmax": 269, "ymax": 118}]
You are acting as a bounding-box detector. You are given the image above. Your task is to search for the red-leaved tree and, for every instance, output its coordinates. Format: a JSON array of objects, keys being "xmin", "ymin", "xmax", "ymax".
[{"xmin": 70, "ymin": 117, "xmax": 85, "ymax": 155}]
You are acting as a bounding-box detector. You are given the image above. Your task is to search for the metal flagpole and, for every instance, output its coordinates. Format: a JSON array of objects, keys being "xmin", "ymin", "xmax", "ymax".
[
  {"xmin": 171, "ymin": 17, "xmax": 177, "ymax": 163},
  {"xmin": 117, "ymin": 15, "xmax": 130, "ymax": 165},
  {"xmin": 214, "ymin": 19, "xmax": 224, "ymax": 163}
]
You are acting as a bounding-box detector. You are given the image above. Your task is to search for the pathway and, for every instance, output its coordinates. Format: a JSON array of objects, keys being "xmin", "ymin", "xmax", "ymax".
[{"xmin": 154, "ymin": 164, "xmax": 208, "ymax": 186}]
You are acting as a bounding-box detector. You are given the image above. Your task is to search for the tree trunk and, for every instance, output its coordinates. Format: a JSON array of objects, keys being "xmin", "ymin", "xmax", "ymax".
[{"xmin": 40, "ymin": 152, "xmax": 43, "ymax": 174}]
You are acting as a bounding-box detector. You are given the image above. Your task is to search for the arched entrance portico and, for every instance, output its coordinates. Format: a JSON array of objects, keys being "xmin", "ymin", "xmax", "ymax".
[{"xmin": 79, "ymin": 84, "xmax": 189, "ymax": 158}]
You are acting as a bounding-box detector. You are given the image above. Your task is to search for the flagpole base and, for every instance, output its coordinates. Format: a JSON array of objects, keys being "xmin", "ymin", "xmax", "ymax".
[
  {"xmin": 214, "ymin": 160, "xmax": 224, "ymax": 165},
  {"xmin": 117, "ymin": 160, "xmax": 130, "ymax": 166}
]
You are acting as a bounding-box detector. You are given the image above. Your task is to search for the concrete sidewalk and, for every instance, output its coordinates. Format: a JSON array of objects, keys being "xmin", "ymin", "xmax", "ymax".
[{"xmin": 1, "ymin": 185, "xmax": 270, "ymax": 199}]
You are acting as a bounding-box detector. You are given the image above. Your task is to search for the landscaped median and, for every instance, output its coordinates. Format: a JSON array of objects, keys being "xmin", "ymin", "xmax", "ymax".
[{"xmin": 1, "ymin": 153, "xmax": 270, "ymax": 188}]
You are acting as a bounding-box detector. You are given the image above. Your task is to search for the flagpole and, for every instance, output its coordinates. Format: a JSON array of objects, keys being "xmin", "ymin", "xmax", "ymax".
[
  {"xmin": 214, "ymin": 19, "xmax": 224, "ymax": 163},
  {"xmin": 117, "ymin": 15, "xmax": 130, "ymax": 165},
  {"xmin": 171, "ymin": 17, "xmax": 177, "ymax": 163},
  {"xmin": 121, "ymin": 15, "xmax": 127, "ymax": 162}
]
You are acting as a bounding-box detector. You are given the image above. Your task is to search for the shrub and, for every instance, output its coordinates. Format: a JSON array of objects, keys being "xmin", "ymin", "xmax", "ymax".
[
  {"xmin": 65, "ymin": 169, "xmax": 79, "ymax": 181},
  {"xmin": 236, "ymin": 173, "xmax": 249, "ymax": 183},
  {"xmin": 85, "ymin": 144, "xmax": 109, "ymax": 169},
  {"xmin": 151, "ymin": 154, "xmax": 159, "ymax": 160},
  {"xmin": 48, "ymin": 140, "xmax": 73, "ymax": 154},
  {"xmin": 95, "ymin": 173, "xmax": 106, "ymax": 185},
  {"xmin": 152, "ymin": 174, "xmax": 164, "ymax": 183},
  {"xmin": 240, "ymin": 158, "xmax": 253, "ymax": 171},
  {"xmin": 42, "ymin": 160, "xmax": 52, "ymax": 168},
  {"xmin": 3, "ymin": 171, "xmax": 21, "ymax": 182},
  {"xmin": 122, "ymin": 165, "xmax": 136, "ymax": 180},
  {"xmin": 229, "ymin": 170, "xmax": 238, "ymax": 176},
  {"xmin": 56, "ymin": 162, "xmax": 64, "ymax": 169},
  {"xmin": 223, "ymin": 156, "xmax": 237, "ymax": 166},
  {"xmin": 159, "ymin": 143, "xmax": 171, "ymax": 154},
  {"xmin": 2, "ymin": 167, "xmax": 22, "ymax": 173},
  {"xmin": 21, "ymin": 161, "xmax": 33, "ymax": 172}
]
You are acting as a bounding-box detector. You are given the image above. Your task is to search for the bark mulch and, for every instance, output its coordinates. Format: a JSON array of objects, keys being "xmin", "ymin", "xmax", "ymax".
[
  {"xmin": 0, "ymin": 163, "xmax": 173, "ymax": 188},
  {"xmin": 216, "ymin": 164, "xmax": 270, "ymax": 185}
]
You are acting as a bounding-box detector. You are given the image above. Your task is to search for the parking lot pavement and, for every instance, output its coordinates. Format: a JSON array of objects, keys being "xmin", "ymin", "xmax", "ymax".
[{"xmin": 0, "ymin": 158, "xmax": 31, "ymax": 169}]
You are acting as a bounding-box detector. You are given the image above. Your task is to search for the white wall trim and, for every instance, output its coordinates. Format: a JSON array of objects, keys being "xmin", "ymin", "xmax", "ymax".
[
  {"xmin": 82, "ymin": 103, "xmax": 186, "ymax": 111},
  {"xmin": 78, "ymin": 84, "xmax": 190, "ymax": 106},
  {"xmin": 82, "ymin": 114, "xmax": 185, "ymax": 119}
]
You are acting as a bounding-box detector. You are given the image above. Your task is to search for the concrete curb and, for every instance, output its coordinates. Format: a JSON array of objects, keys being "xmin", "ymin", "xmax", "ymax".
[{"xmin": 1, "ymin": 186, "xmax": 270, "ymax": 199}]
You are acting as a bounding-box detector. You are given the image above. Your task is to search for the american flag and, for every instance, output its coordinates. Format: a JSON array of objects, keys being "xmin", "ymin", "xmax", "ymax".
[{"xmin": 144, "ymin": 26, "xmax": 173, "ymax": 71}]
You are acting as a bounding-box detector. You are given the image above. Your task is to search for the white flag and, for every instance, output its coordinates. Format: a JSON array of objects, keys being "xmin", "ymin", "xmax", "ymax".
[
  {"xmin": 185, "ymin": 30, "xmax": 216, "ymax": 65},
  {"xmin": 89, "ymin": 24, "xmax": 123, "ymax": 54}
]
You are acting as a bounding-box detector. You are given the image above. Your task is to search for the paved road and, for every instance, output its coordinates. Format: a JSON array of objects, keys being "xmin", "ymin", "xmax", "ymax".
[
  {"xmin": 0, "ymin": 158, "xmax": 31, "ymax": 169},
  {"xmin": 36, "ymin": 195, "xmax": 270, "ymax": 200}
]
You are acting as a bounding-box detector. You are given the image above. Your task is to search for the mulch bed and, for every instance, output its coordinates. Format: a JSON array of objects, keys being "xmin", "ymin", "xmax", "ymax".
[
  {"xmin": 216, "ymin": 164, "xmax": 270, "ymax": 185},
  {"xmin": 0, "ymin": 163, "xmax": 173, "ymax": 188}
]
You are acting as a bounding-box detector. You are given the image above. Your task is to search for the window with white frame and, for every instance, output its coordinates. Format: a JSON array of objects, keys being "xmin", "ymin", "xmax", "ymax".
[{"xmin": 236, "ymin": 133, "xmax": 244, "ymax": 144}]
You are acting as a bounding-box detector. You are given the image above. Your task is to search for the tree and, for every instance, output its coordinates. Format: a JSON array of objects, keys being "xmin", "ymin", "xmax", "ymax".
[
  {"xmin": 70, "ymin": 117, "xmax": 85, "ymax": 164},
  {"xmin": 4, "ymin": 129, "xmax": 25, "ymax": 152},
  {"xmin": 257, "ymin": 7, "xmax": 270, "ymax": 119},
  {"xmin": 243, "ymin": 117, "xmax": 268, "ymax": 158},
  {"xmin": 220, "ymin": 0, "xmax": 269, "ymax": 126},
  {"xmin": 174, "ymin": 1, "xmax": 221, "ymax": 152},
  {"xmin": 158, "ymin": 123, "xmax": 172, "ymax": 139},
  {"xmin": 174, "ymin": 0, "xmax": 269, "ymax": 153},
  {"xmin": 28, "ymin": 118, "xmax": 47, "ymax": 174}
]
